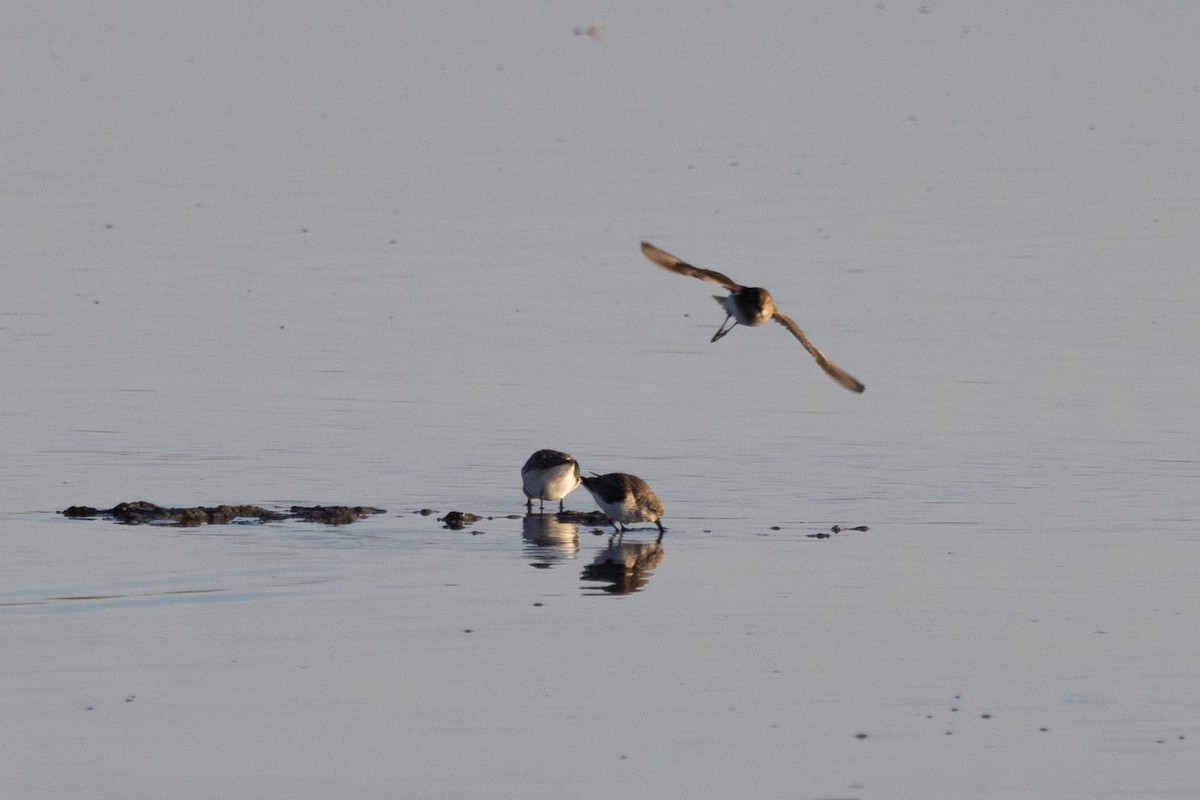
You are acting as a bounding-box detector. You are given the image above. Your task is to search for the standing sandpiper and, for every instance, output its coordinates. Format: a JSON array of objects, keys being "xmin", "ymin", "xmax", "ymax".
[
  {"xmin": 640, "ymin": 241, "xmax": 865, "ymax": 393},
  {"xmin": 521, "ymin": 449, "xmax": 582, "ymax": 512},
  {"xmin": 580, "ymin": 472, "xmax": 665, "ymax": 536}
]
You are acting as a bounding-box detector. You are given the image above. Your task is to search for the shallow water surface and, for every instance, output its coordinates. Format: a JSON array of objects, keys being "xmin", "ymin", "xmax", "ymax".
[{"xmin": 4, "ymin": 3, "xmax": 1199, "ymax": 799}]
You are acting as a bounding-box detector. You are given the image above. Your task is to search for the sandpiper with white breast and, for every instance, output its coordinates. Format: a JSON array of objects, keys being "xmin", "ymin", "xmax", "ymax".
[
  {"xmin": 580, "ymin": 472, "xmax": 665, "ymax": 536},
  {"xmin": 640, "ymin": 241, "xmax": 865, "ymax": 393},
  {"xmin": 521, "ymin": 449, "xmax": 582, "ymax": 512}
]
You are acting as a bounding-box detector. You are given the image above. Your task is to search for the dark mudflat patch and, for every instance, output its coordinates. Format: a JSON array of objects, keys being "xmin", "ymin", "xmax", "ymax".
[
  {"xmin": 556, "ymin": 509, "xmax": 612, "ymax": 527},
  {"xmin": 62, "ymin": 501, "xmax": 385, "ymax": 527}
]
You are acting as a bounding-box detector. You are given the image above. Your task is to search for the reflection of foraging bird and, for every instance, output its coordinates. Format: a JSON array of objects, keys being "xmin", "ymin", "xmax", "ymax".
[
  {"xmin": 582, "ymin": 540, "xmax": 664, "ymax": 595},
  {"xmin": 640, "ymin": 241, "xmax": 865, "ymax": 393},
  {"xmin": 580, "ymin": 472, "xmax": 665, "ymax": 535},
  {"xmin": 521, "ymin": 514, "xmax": 580, "ymax": 561},
  {"xmin": 521, "ymin": 450, "xmax": 581, "ymax": 512}
]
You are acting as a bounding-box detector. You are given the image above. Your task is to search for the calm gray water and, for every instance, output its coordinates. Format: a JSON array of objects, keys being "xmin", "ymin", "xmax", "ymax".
[{"xmin": 4, "ymin": 4, "xmax": 1198, "ymax": 798}]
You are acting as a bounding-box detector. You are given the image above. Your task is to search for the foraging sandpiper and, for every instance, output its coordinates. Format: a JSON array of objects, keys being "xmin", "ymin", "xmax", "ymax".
[
  {"xmin": 580, "ymin": 472, "xmax": 665, "ymax": 535},
  {"xmin": 521, "ymin": 449, "xmax": 582, "ymax": 512}
]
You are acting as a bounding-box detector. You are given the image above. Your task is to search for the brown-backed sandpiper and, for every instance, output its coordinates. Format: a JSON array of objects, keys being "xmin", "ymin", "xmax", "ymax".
[
  {"xmin": 580, "ymin": 472, "xmax": 665, "ymax": 535},
  {"xmin": 641, "ymin": 240, "xmax": 865, "ymax": 393}
]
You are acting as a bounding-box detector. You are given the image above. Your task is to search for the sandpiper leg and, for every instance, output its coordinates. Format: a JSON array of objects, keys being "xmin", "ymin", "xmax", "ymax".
[{"xmin": 711, "ymin": 314, "xmax": 735, "ymax": 342}]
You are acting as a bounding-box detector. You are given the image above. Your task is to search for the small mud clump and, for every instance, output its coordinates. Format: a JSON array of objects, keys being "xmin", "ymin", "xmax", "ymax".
[
  {"xmin": 62, "ymin": 501, "xmax": 384, "ymax": 527},
  {"xmin": 440, "ymin": 511, "xmax": 481, "ymax": 530}
]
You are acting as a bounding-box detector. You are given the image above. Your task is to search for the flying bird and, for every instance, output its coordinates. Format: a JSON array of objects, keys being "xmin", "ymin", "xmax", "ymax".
[{"xmin": 641, "ymin": 241, "xmax": 865, "ymax": 393}]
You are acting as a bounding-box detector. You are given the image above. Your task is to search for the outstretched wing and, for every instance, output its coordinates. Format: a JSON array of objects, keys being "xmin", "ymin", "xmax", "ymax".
[
  {"xmin": 772, "ymin": 311, "xmax": 866, "ymax": 393},
  {"xmin": 641, "ymin": 241, "xmax": 743, "ymax": 291}
]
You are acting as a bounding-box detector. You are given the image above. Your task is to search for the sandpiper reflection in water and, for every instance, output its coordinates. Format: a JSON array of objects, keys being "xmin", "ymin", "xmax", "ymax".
[
  {"xmin": 521, "ymin": 514, "xmax": 580, "ymax": 565},
  {"xmin": 640, "ymin": 241, "xmax": 865, "ymax": 393},
  {"xmin": 581, "ymin": 539, "xmax": 665, "ymax": 595},
  {"xmin": 579, "ymin": 472, "xmax": 665, "ymax": 536},
  {"xmin": 521, "ymin": 449, "xmax": 582, "ymax": 512}
]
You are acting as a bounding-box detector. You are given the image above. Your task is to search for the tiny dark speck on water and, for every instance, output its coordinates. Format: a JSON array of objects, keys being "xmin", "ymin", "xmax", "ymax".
[
  {"xmin": 854, "ymin": 732, "xmax": 868, "ymax": 739},
  {"xmin": 463, "ymin": 629, "xmax": 473, "ymax": 633},
  {"xmin": 769, "ymin": 525, "xmax": 781, "ymax": 531},
  {"xmin": 533, "ymin": 602, "xmax": 544, "ymax": 607}
]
